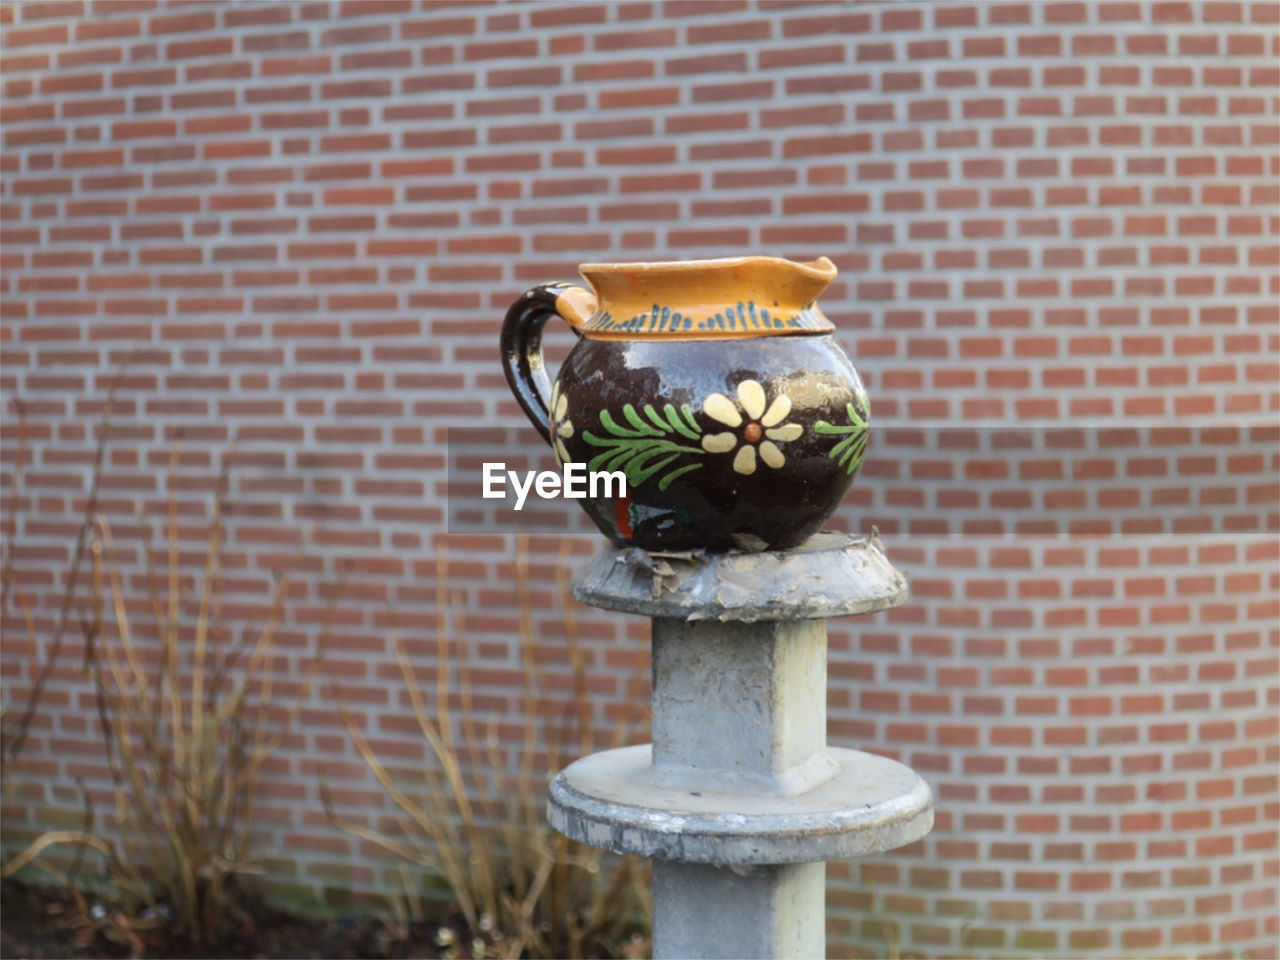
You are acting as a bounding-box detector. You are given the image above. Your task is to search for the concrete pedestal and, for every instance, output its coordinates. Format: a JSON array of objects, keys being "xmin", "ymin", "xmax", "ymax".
[
  {"xmin": 652, "ymin": 861, "xmax": 824, "ymax": 960},
  {"xmin": 548, "ymin": 533, "xmax": 933, "ymax": 959}
]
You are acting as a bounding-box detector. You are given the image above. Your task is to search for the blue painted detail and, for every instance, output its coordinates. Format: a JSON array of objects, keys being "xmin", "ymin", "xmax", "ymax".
[{"xmin": 587, "ymin": 300, "xmax": 834, "ymax": 335}]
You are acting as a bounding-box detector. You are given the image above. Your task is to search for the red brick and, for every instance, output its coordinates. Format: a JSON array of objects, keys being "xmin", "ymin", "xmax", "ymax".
[{"xmin": 593, "ymin": 27, "xmax": 675, "ymax": 51}]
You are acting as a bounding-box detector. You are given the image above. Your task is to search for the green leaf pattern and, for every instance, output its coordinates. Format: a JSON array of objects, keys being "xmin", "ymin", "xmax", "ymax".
[
  {"xmin": 560, "ymin": 382, "xmax": 871, "ymax": 490},
  {"xmin": 582, "ymin": 402, "xmax": 707, "ymax": 491},
  {"xmin": 812, "ymin": 391, "xmax": 870, "ymax": 476}
]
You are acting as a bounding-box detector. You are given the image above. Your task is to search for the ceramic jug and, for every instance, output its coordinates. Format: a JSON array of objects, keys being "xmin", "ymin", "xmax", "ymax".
[{"xmin": 500, "ymin": 256, "xmax": 870, "ymax": 551}]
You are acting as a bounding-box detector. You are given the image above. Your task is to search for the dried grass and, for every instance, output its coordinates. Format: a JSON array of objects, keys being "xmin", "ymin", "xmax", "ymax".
[
  {"xmin": 3, "ymin": 447, "xmax": 298, "ymax": 951},
  {"xmin": 327, "ymin": 537, "xmax": 652, "ymax": 959}
]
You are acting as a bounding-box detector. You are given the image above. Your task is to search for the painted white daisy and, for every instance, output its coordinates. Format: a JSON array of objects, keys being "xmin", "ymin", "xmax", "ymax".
[
  {"xmin": 700, "ymin": 379, "xmax": 802, "ymax": 475},
  {"xmin": 549, "ymin": 380, "xmax": 574, "ymax": 465}
]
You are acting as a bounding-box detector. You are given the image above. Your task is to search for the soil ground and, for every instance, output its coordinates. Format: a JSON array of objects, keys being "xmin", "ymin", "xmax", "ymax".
[{"xmin": 0, "ymin": 879, "xmax": 445, "ymax": 959}]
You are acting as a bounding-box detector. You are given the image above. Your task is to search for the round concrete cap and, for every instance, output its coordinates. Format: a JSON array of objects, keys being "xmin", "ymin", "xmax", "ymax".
[
  {"xmin": 572, "ymin": 531, "xmax": 908, "ymax": 622},
  {"xmin": 547, "ymin": 744, "xmax": 933, "ymax": 864}
]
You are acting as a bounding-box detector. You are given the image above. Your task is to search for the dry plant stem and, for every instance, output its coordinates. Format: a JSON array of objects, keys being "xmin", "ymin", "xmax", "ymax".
[
  {"xmin": 554, "ymin": 546, "xmax": 653, "ymax": 956},
  {"xmin": 321, "ymin": 570, "xmax": 470, "ymax": 890},
  {"xmin": 92, "ymin": 450, "xmax": 282, "ymax": 942},
  {"xmin": 3, "ymin": 391, "xmax": 114, "ymax": 769},
  {"xmin": 515, "ymin": 536, "xmax": 539, "ymax": 792},
  {"xmin": 542, "ymin": 541, "xmax": 650, "ymax": 950},
  {"xmin": 452, "ymin": 582, "xmax": 554, "ymax": 959},
  {"xmin": 58, "ymin": 778, "xmax": 99, "ymax": 905},
  {"xmin": 1, "ymin": 395, "xmax": 29, "ymax": 613},
  {"xmin": 329, "ymin": 536, "xmax": 651, "ymax": 958},
  {"xmin": 4, "ymin": 437, "xmax": 295, "ymax": 949},
  {"xmin": 434, "ymin": 546, "xmax": 498, "ymax": 923},
  {"xmin": 555, "ymin": 541, "xmax": 594, "ymax": 761},
  {"xmin": 1, "ymin": 830, "xmax": 115, "ymax": 878}
]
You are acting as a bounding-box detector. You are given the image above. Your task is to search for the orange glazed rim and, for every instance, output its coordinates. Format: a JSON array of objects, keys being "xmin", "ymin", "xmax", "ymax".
[
  {"xmin": 577, "ymin": 254, "xmax": 837, "ymax": 281},
  {"xmin": 570, "ymin": 256, "xmax": 839, "ymax": 340}
]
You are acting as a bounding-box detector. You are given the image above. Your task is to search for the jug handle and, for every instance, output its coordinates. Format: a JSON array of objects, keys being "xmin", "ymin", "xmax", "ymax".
[{"xmin": 500, "ymin": 281, "xmax": 596, "ymax": 444}]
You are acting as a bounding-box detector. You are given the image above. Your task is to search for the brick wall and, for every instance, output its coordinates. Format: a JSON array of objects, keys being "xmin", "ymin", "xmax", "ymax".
[{"xmin": 2, "ymin": 0, "xmax": 1277, "ymax": 955}]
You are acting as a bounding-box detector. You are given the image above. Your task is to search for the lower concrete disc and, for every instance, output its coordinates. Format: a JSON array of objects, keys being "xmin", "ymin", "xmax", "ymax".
[{"xmin": 547, "ymin": 743, "xmax": 933, "ymax": 865}]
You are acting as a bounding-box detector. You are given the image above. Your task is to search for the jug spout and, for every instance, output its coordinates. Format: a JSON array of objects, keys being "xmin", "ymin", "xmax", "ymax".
[
  {"xmin": 787, "ymin": 256, "xmax": 838, "ymax": 304},
  {"xmin": 575, "ymin": 256, "xmax": 840, "ymax": 340}
]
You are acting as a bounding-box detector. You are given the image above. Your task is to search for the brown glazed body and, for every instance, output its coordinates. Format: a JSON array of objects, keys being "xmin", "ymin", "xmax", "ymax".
[{"xmin": 500, "ymin": 257, "xmax": 870, "ymax": 552}]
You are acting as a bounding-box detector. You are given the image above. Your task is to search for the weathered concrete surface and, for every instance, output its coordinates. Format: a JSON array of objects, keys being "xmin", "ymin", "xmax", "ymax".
[
  {"xmin": 573, "ymin": 530, "xmax": 908, "ymax": 622},
  {"xmin": 547, "ymin": 743, "xmax": 934, "ymax": 864},
  {"xmin": 550, "ymin": 532, "xmax": 929, "ymax": 959},
  {"xmin": 652, "ymin": 617, "xmax": 832, "ymax": 796},
  {"xmin": 652, "ymin": 861, "xmax": 825, "ymax": 960}
]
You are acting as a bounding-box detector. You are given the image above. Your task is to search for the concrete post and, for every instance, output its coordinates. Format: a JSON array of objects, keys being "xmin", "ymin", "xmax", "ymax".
[{"xmin": 548, "ymin": 532, "xmax": 933, "ymax": 959}]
